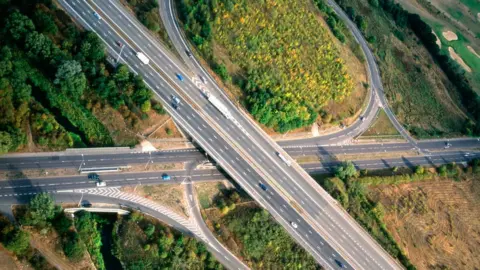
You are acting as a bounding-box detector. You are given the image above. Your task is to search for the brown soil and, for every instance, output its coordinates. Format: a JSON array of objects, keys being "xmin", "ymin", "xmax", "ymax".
[
  {"xmin": 25, "ymin": 229, "xmax": 95, "ymax": 270},
  {"xmin": 148, "ymin": 118, "xmax": 183, "ymax": 139},
  {"xmin": 442, "ymin": 30, "xmax": 458, "ymax": 41},
  {"xmin": 121, "ymin": 184, "xmax": 188, "ymax": 217},
  {"xmin": 0, "ymin": 245, "xmax": 21, "ymax": 270},
  {"xmin": 448, "ymin": 47, "xmax": 472, "ymax": 72},
  {"xmin": 369, "ymin": 178, "xmax": 480, "ymax": 269}
]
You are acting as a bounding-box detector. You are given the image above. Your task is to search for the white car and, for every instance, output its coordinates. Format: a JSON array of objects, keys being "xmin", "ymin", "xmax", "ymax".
[
  {"xmin": 96, "ymin": 181, "xmax": 106, "ymax": 187},
  {"xmin": 290, "ymin": 221, "xmax": 298, "ymax": 229}
]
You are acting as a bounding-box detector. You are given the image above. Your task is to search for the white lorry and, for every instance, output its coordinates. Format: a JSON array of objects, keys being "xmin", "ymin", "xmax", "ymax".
[
  {"xmin": 136, "ymin": 52, "xmax": 150, "ymax": 65},
  {"xmin": 202, "ymin": 91, "xmax": 232, "ymax": 120},
  {"xmin": 277, "ymin": 152, "xmax": 292, "ymax": 166}
]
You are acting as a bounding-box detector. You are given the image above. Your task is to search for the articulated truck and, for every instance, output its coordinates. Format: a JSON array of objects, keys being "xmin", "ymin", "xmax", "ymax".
[
  {"xmin": 136, "ymin": 52, "xmax": 150, "ymax": 65},
  {"xmin": 202, "ymin": 91, "xmax": 232, "ymax": 120}
]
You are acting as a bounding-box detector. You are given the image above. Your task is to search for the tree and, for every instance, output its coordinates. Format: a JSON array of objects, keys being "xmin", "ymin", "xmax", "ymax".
[
  {"xmin": 54, "ymin": 60, "xmax": 87, "ymax": 100},
  {"xmin": 25, "ymin": 31, "xmax": 55, "ymax": 60},
  {"xmin": 334, "ymin": 161, "xmax": 358, "ymax": 180},
  {"xmin": 23, "ymin": 193, "xmax": 57, "ymax": 228},
  {"xmin": 369, "ymin": 0, "xmax": 379, "ymax": 7},
  {"xmin": 33, "ymin": 10, "xmax": 58, "ymax": 35},
  {"xmin": 145, "ymin": 224, "xmax": 155, "ymax": 238},
  {"xmin": 0, "ymin": 131, "xmax": 13, "ymax": 153},
  {"xmin": 63, "ymin": 232, "xmax": 85, "ymax": 261},
  {"xmin": 414, "ymin": 165, "xmax": 425, "ymax": 175},
  {"xmin": 141, "ymin": 100, "xmax": 151, "ymax": 112},
  {"xmin": 4, "ymin": 11, "xmax": 35, "ymax": 41},
  {"xmin": 5, "ymin": 230, "xmax": 30, "ymax": 255}
]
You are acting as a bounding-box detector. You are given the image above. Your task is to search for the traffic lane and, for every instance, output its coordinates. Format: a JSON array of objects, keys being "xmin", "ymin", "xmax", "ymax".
[{"xmin": 63, "ymin": 1, "xmax": 404, "ymax": 268}]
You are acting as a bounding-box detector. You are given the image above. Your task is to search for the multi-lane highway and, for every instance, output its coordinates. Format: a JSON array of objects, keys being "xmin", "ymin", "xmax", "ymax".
[
  {"xmin": 59, "ymin": 1, "xmax": 369, "ymax": 269},
  {"xmin": 3, "ymin": 0, "xmax": 477, "ymax": 269},
  {"xmin": 2, "ymin": 138, "xmax": 478, "ymax": 171}
]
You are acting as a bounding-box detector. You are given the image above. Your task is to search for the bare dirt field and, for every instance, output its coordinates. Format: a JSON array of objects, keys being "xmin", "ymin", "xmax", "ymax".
[
  {"xmin": 448, "ymin": 47, "xmax": 472, "ymax": 72},
  {"xmin": 121, "ymin": 184, "xmax": 188, "ymax": 217},
  {"xmin": 369, "ymin": 178, "xmax": 480, "ymax": 269},
  {"xmin": 442, "ymin": 30, "xmax": 458, "ymax": 41}
]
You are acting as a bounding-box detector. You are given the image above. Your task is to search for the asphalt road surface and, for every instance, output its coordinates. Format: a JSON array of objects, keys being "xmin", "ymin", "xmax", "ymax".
[{"xmin": 24, "ymin": 1, "xmax": 479, "ymax": 269}]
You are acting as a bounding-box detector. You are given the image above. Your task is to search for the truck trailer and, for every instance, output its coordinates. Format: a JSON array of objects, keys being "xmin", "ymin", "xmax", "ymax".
[{"xmin": 136, "ymin": 52, "xmax": 150, "ymax": 65}]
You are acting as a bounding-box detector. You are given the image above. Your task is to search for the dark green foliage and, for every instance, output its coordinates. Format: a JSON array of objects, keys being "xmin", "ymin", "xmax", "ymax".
[
  {"xmin": 113, "ymin": 214, "xmax": 221, "ymax": 269},
  {"xmin": 222, "ymin": 207, "xmax": 319, "ymax": 269},
  {"xmin": 0, "ymin": 131, "xmax": 13, "ymax": 153},
  {"xmin": 313, "ymin": 0, "xmax": 347, "ymax": 42},
  {"xmin": 75, "ymin": 211, "xmax": 105, "ymax": 270},
  {"xmin": 4, "ymin": 230, "xmax": 31, "ymax": 255},
  {"xmin": 3, "ymin": 10, "xmax": 35, "ymax": 41},
  {"xmin": 32, "ymin": 9, "xmax": 58, "ymax": 35},
  {"xmin": 21, "ymin": 193, "xmax": 58, "ymax": 228},
  {"xmin": 128, "ymin": 0, "xmax": 160, "ymax": 32},
  {"xmin": 334, "ymin": 161, "xmax": 358, "ymax": 180},
  {"xmin": 0, "ymin": 2, "xmax": 162, "ymax": 152},
  {"xmin": 63, "ymin": 232, "xmax": 86, "ymax": 261}
]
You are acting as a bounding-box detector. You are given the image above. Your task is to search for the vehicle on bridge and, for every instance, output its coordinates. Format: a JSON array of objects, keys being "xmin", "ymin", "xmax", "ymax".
[
  {"xmin": 136, "ymin": 52, "xmax": 150, "ymax": 65},
  {"xmin": 81, "ymin": 201, "xmax": 92, "ymax": 208},
  {"xmin": 162, "ymin": 174, "xmax": 171, "ymax": 181},
  {"xmin": 171, "ymin": 95, "xmax": 181, "ymax": 109},
  {"xmin": 93, "ymin": 12, "xmax": 101, "ymax": 20},
  {"xmin": 277, "ymin": 152, "xmax": 292, "ymax": 166},
  {"xmin": 290, "ymin": 221, "xmax": 298, "ymax": 229},
  {"xmin": 259, "ymin": 182, "xmax": 268, "ymax": 191},
  {"xmin": 334, "ymin": 259, "xmax": 347, "ymax": 269},
  {"xmin": 176, "ymin": 73, "xmax": 184, "ymax": 81}
]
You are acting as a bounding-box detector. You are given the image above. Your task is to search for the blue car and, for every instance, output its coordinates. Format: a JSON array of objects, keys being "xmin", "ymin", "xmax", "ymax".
[
  {"xmin": 93, "ymin": 12, "xmax": 102, "ymax": 20},
  {"xmin": 259, "ymin": 182, "xmax": 268, "ymax": 191},
  {"xmin": 162, "ymin": 174, "xmax": 171, "ymax": 181},
  {"xmin": 176, "ymin": 73, "xmax": 184, "ymax": 81}
]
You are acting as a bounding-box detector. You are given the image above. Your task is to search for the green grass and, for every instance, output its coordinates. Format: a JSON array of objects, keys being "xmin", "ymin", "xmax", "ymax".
[
  {"xmin": 361, "ymin": 109, "xmax": 401, "ymax": 137},
  {"xmin": 432, "ymin": 24, "xmax": 480, "ymax": 93},
  {"xmin": 345, "ymin": 0, "xmax": 466, "ymax": 137},
  {"xmin": 459, "ymin": 0, "xmax": 480, "ymax": 14}
]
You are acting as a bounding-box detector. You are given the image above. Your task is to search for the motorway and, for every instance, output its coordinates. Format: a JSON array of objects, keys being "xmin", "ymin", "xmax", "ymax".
[
  {"xmin": 59, "ymin": 1, "xmax": 366, "ymax": 269},
  {"xmin": 3, "ymin": 0, "xmax": 477, "ymax": 269},
  {"xmin": 1, "ymin": 138, "xmax": 479, "ymax": 171}
]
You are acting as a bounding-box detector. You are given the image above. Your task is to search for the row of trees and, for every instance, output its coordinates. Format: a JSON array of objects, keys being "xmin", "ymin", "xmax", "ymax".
[{"xmin": 177, "ymin": 0, "xmax": 354, "ymax": 132}]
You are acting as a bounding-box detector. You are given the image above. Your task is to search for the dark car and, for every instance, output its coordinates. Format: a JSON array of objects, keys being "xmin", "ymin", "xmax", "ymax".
[
  {"xmin": 88, "ymin": 173, "xmax": 99, "ymax": 180},
  {"xmin": 116, "ymin": 40, "xmax": 123, "ymax": 47},
  {"xmin": 81, "ymin": 201, "xmax": 92, "ymax": 208},
  {"xmin": 185, "ymin": 50, "xmax": 192, "ymax": 57},
  {"xmin": 334, "ymin": 259, "xmax": 346, "ymax": 268},
  {"xmin": 259, "ymin": 182, "xmax": 268, "ymax": 191}
]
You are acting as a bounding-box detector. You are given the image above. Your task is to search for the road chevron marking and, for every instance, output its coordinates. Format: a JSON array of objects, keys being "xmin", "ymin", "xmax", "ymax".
[{"xmin": 65, "ymin": 187, "xmax": 206, "ymax": 239}]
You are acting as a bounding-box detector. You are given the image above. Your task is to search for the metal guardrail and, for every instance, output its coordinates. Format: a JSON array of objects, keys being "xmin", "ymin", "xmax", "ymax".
[{"xmin": 64, "ymin": 207, "xmax": 130, "ymax": 215}]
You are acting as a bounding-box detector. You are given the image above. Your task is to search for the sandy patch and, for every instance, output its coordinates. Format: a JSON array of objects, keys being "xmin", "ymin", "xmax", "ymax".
[
  {"xmin": 432, "ymin": 31, "xmax": 441, "ymax": 48},
  {"xmin": 467, "ymin": 46, "xmax": 480, "ymax": 58},
  {"xmin": 139, "ymin": 140, "xmax": 157, "ymax": 152},
  {"xmin": 448, "ymin": 47, "xmax": 472, "ymax": 72},
  {"xmin": 442, "ymin": 30, "xmax": 458, "ymax": 41}
]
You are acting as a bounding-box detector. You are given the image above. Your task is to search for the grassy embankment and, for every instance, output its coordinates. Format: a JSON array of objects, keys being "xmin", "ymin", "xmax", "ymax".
[
  {"xmin": 330, "ymin": 0, "xmax": 472, "ymax": 138},
  {"xmin": 176, "ymin": 0, "xmax": 368, "ymax": 133},
  {"xmin": 0, "ymin": 0, "xmax": 168, "ymax": 154}
]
